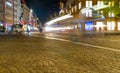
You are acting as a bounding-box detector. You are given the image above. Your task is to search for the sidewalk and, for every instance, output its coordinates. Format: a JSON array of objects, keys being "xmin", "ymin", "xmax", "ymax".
[{"xmin": 0, "ymin": 32, "xmax": 7, "ymax": 35}]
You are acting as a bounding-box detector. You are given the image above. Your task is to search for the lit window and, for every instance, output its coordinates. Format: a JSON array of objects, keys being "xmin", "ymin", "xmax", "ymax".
[
  {"xmin": 86, "ymin": 1, "xmax": 92, "ymax": 7},
  {"xmin": 108, "ymin": 1, "xmax": 114, "ymax": 7},
  {"xmin": 96, "ymin": 22, "xmax": 105, "ymax": 31},
  {"xmin": 118, "ymin": 22, "xmax": 120, "ymax": 30},
  {"xmin": 86, "ymin": 11, "xmax": 89, "ymax": 17},
  {"xmin": 86, "ymin": 10, "xmax": 92, "ymax": 17},
  {"xmin": 75, "ymin": 5, "xmax": 77, "ymax": 12},
  {"xmin": 79, "ymin": 2, "xmax": 81, "ymax": 9},
  {"xmin": 97, "ymin": 1, "xmax": 100, "ymax": 5},
  {"xmin": 86, "ymin": 1, "xmax": 88, "ymax": 7},
  {"xmin": 108, "ymin": 12, "xmax": 114, "ymax": 17},
  {"xmin": 112, "ymin": 1, "xmax": 114, "ymax": 6},
  {"xmin": 108, "ymin": 2, "xmax": 111, "ymax": 6},
  {"xmin": 97, "ymin": 11, "xmax": 100, "ymax": 14},
  {"xmin": 108, "ymin": 12, "xmax": 111, "ymax": 17},
  {"xmin": 101, "ymin": 10, "xmax": 103, "ymax": 14},
  {"xmin": 97, "ymin": 1, "xmax": 104, "ymax": 5},
  {"xmin": 112, "ymin": 12, "xmax": 114, "ymax": 17},
  {"xmin": 72, "ymin": 7, "xmax": 74, "ymax": 13},
  {"xmin": 66, "ymin": 9, "xmax": 68, "ymax": 13},
  {"xmin": 119, "ymin": 1, "xmax": 120, "ymax": 8}
]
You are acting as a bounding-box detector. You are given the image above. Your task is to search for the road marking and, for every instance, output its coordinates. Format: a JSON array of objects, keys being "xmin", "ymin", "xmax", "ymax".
[
  {"xmin": 44, "ymin": 37, "xmax": 71, "ymax": 42},
  {"xmin": 92, "ymin": 38, "xmax": 120, "ymax": 43},
  {"xmin": 33, "ymin": 35, "xmax": 120, "ymax": 52},
  {"xmin": 44, "ymin": 37, "xmax": 120, "ymax": 52},
  {"xmin": 74, "ymin": 42, "xmax": 120, "ymax": 52}
]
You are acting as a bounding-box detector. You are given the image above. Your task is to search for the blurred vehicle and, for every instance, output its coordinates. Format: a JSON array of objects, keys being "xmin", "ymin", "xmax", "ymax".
[
  {"xmin": 30, "ymin": 27, "xmax": 39, "ymax": 34},
  {"xmin": 12, "ymin": 24, "xmax": 23, "ymax": 34},
  {"xmin": 0, "ymin": 25, "xmax": 6, "ymax": 32}
]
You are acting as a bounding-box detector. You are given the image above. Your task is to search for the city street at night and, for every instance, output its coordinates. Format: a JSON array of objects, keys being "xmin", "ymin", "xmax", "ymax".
[
  {"xmin": 0, "ymin": 0, "xmax": 120, "ymax": 73},
  {"xmin": 0, "ymin": 34, "xmax": 120, "ymax": 73}
]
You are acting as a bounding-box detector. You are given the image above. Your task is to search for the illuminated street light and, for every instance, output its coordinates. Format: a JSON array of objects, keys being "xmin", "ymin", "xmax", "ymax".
[
  {"xmin": 6, "ymin": 1, "xmax": 12, "ymax": 7},
  {"xmin": 30, "ymin": 9, "xmax": 33, "ymax": 12},
  {"xmin": 29, "ymin": 9, "xmax": 33, "ymax": 24}
]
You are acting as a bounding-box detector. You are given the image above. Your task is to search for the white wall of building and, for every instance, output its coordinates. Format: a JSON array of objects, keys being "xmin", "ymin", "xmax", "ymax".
[
  {"xmin": 13, "ymin": 0, "xmax": 22, "ymax": 24},
  {"xmin": 17, "ymin": 0, "xmax": 22, "ymax": 24}
]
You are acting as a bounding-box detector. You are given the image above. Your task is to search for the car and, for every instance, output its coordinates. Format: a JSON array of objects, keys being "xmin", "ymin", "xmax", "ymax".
[
  {"xmin": 0, "ymin": 26, "xmax": 6, "ymax": 32},
  {"xmin": 12, "ymin": 24, "xmax": 23, "ymax": 34}
]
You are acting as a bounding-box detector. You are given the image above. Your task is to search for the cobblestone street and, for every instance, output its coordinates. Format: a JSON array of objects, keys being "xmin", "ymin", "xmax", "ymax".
[{"xmin": 0, "ymin": 35, "xmax": 120, "ymax": 73}]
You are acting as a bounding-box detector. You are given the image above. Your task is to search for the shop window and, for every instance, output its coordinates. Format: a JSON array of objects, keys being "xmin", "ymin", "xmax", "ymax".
[
  {"xmin": 118, "ymin": 22, "xmax": 120, "ymax": 30},
  {"xmin": 78, "ymin": 23, "xmax": 82, "ymax": 30},
  {"xmin": 96, "ymin": 22, "xmax": 105, "ymax": 31},
  {"xmin": 107, "ymin": 22, "xmax": 115, "ymax": 31},
  {"xmin": 85, "ymin": 21, "xmax": 93, "ymax": 31}
]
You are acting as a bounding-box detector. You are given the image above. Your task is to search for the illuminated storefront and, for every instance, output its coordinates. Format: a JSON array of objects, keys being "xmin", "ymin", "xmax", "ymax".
[
  {"xmin": 95, "ymin": 22, "xmax": 105, "ymax": 32},
  {"xmin": 118, "ymin": 22, "xmax": 120, "ymax": 30},
  {"xmin": 85, "ymin": 21, "xmax": 93, "ymax": 31},
  {"xmin": 0, "ymin": 21, "xmax": 3, "ymax": 26},
  {"xmin": 107, "ymin": 21, "xmax": 115, "ymax": 31}
]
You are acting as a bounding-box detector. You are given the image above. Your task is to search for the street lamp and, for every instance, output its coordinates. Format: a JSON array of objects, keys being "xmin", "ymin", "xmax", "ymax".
[
  {"xmin": 30, "ymin": 9, "xmax": 33, "ymax": 12},
  {"xmin": 29, "ymin": 9, "xmax": 33, "ymax": 24}
]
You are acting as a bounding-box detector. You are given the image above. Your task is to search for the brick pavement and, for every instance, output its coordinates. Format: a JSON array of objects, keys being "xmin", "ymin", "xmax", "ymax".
[{"xmin": 0, "ymin": 35, "xmax": 120, "ymax": 73}]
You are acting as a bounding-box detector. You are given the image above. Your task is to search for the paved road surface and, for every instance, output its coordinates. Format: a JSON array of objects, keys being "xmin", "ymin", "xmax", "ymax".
[{"xmin": 0, "ymin": 34, "xmax": 120, "ymax": 73}]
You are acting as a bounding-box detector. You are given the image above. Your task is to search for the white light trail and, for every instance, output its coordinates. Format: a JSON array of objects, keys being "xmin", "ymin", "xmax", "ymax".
[
  {"xmin": 92, "ymin": 5, "xmax": 109, "ymax": 10},
  {"xmin": 45, "ymin": 14, "xmax": 73, "ymax": 26},
  {"xmin": 81, "ymin": 4, "xmax": 109, "ymax": 14},
  {"xmin": 45, "ymin": 26, "xmax": 73, "ymax": 32}
]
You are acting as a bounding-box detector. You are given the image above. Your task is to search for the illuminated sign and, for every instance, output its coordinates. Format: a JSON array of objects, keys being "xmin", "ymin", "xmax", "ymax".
[{"xmin": 85, "ymin": 21, "xmax": 93, "ymax": 30}]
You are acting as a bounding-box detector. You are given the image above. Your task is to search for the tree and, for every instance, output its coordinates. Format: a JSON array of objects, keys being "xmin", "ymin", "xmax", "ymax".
[{"xmin": 103, "ymin": 0, "xmax": 120, "ymax": 18}]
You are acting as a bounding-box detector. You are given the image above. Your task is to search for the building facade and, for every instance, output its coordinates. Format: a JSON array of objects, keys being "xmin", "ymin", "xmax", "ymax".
[
  {"xmin": 17, "ymin": 0, "xmax": 22, "ymax": 24},
  {"xmin": 13, "ymin": 0, "xmax": 22, "ymax": 24},
  {"xmin": 21, "ymin": 4, "xmax": 30, "ymax": 24},
  {"xmin": 0, "ymin": 0, "xmax": 4, "ymax": 25},
  {"xmin": 60, "ymin": 0, "xmax": 120, "ymax": 33},
  {"xmin": 13, "ymin": 0, "xmax": 18, "ymax": 24},
  {"xmin": 4, "ymin": 0, "xmax": 14, "ymax": 27}
]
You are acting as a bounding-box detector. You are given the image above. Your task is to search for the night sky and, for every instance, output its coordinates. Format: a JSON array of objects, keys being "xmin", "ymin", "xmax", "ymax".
[{"xmin": 26, "ymin": 0, "xmax": 61, "ymax": 24}]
